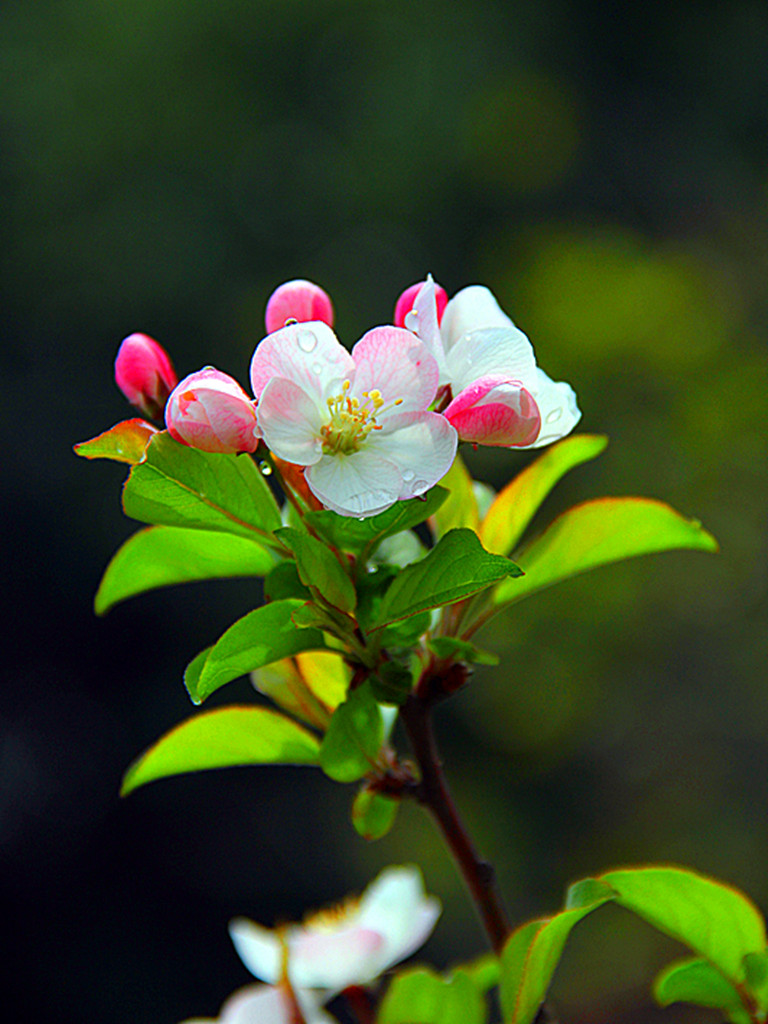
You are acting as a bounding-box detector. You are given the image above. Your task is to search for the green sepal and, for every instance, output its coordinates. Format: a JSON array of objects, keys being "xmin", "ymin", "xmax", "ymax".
[
  {"xmin": 369, "ymin": 661, "xmax": 414, "ymax": 706},
  {"xmin": 429, "ymin": 455, "xmax": 479, "ymax": 539},
  {"xmin": 95, "ymin": 526, "xmax": 275, "ymax": 614},
  {"xmin": 264, "ymin": 561, "xmax": 311, "ymax": 602},
  {"xmin": 122, "ymin": 431, "xmax": 282, "ymax": 542},
  {"xmin": 185, "ymin": 599, "xmax": 327, "ymax": 704},
  {"xmin": 653, "ymin": 957, "xmax": 745, "ymax": 1014},
  {"xmin": 500, "ymin": 886, "xmax": 614, "ymax": 1024},
  {"xmin": 372, "ymin": 529, "xmax": 522, "ymax": 630},
  {"xmin": 480, "ymin": 434, "xmax": 608, "ymax": 555},
  {"xmin": 427, "ymin": 636, "xmax": 499, "ymax": 666},
  {"xmin": 306, "ymin": 487, "xmax": 448, "ymax": 559},
  {"xmin": 120, "ymin": 705, "xmax": 320, "ymax": 795},
  {"xmin": 494, "ymin": 497, "xmax": 719, "ymax": 607},
  {"xmin": 351, "ymin": 787, "xmax": 399, "ymax": 840},
  {"xmin": 378, "ymin": 966, "xmax": 486, "ymax": 1024},
  {"xmin": 319, "ymin": 682, "xmax": 384, "ymax": 783},
  {"xmin": 275, "ymin": 527, "xmax": 356, "ymax": 613},
  {"xmin": 74, "ymin": 418, "xmax": 159, "ymax": 464}
]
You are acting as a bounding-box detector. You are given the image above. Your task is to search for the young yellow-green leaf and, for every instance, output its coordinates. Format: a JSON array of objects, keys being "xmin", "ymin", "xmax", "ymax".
[
  {"xmin": 74, "ymin": 418, "xmax": 159, "ymax": 464},
  {"xmin": 480, "ymin": 434, "xmax": 608, "ymax": 555},
  {"xmin": 306, "ymin": 487, "xmax": 448, "ymax": 558},
  {"xmin": 494, "ymin": 497, "xmax": 718, "ymax": 606},
  {"xmin": 319, "ymin": 682, "xmax": 383, "ymax": 783},
  {"xmin": 429, "ymin": 455, "xmax": 479, "ymax": 539},
  {"xmin": 120, "ymin": 706, "xmax": 320, "ymax": 795},
  {"xmin": 378, "ymin": 967, "xmax": 486, "ymax": 1024},
  {"xmin": 187, "ymin": 599, "xmax": 327, "ymax": 704},
  {"xmin": 275, "ymin": 527, "xmax": 356, "ymax": 613},
  {"xmin": 351, "ymin": 787, "xmax": 399, "ymax": 840},
  {"xmin": 122, "ymin": 432, "xmax": 282, "ymax": 542},
  {"xmin": 653, "ymin": 957, "xmax": 745, "ymax": 1014},
  {"xmin": 597, "ymin": 866, "xmax": 766, "ymax": 986},
  {"xmin": 251, "ymin": 659, "xmax": 332, "ymax": 730},
  {"xmin": 295, "ymin": 651, "xmax": 350, "ymax": 711},
  {"xmin": 95, "ymin": 526, "xmax": 275, "ymax": 615},
  {"xmin": 500, "ymin": 886, "xmax": 614, "ymax": 1024},
  {"xmin": 372, "ymin": 529, "xmax": 522, "ymax": 630}
]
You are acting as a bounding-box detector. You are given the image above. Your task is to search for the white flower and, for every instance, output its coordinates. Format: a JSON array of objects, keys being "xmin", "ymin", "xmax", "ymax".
[
  {"xmin": 181, "ymin": 982, "xmax": 333, "ymax": 1024},
  {"xmin": 229, "ymin": 865, "xmax": 441, "ymax": 992},
  {"xmin": 403, "ymin": 277, "xmax": 581, "ymax": 448},
  {"xmin": 250, "ymin": 322, "xmax": 457, "ymax": 517}
]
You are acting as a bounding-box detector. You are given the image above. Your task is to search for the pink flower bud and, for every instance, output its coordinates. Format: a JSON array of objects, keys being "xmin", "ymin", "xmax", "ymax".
[
  {"xmin": 443, "ymin": 376, "xmax": 541, "ymax": 447},
  {"xmin": 165, "ymin": 368, "xmax": 260, "ymax": 454},
  {"xmin": 394, "ymin": 280, "xmax": 449, "ymax": 329},
  {"xmin": 265, "ymin": 280, "xmax": 335, "ymax": 334},
  {"xmin": 114, "ymin": 333, "xmax": 178, "ymax": 420}
]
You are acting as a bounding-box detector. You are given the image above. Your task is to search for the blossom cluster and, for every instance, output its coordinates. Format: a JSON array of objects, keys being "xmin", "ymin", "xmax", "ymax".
[{"xmin": 115, "ymin": 277, "xmax": 580, "ymax": 517}]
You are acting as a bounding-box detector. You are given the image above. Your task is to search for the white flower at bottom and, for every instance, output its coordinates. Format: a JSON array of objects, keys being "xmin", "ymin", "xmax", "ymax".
[
  {"xmin": 181, "ymin": 982, "xmax": 333, "ymax": 1024},
  {"xmin": 229, "ymin": 865, "xmax": 441, "ymax": 993},
  {"xmin": 250, "ymin": 322, "xmax": 457, "ymax": 517}
]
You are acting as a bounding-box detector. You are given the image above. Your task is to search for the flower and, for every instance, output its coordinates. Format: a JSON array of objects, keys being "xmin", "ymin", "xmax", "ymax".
[
  {"xmin": 250, "ymin": 322, "xmax": 457, "ymax": 517},
  {"xmin": 265, "ymin": 280, "xmax": 335, "ymax": 335},
  {"xmin": 398, "ymin": 277, "xmax": 581, "ymax": 448},
  {"xmin": 181, "ymin": 982, "xmax": 333, "ymax": 1024},
  {"xmin": 114, "ymin": 332, "xmax": 177, "ymax": 420},
  {"xmin": 229, "ymin": 865, "xmax": 441, "ymax": 992},
  {"xmin": 165, "ymin": 367, "xmax": 260, "ymax": 454}
]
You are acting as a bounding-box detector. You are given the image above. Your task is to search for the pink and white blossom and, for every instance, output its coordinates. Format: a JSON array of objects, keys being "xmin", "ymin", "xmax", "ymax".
[
  {"xmin": 265, "ymin": 280, "xmax": 335, "ymax": 335},
  {"xmin": 165, "ymin": 368, "xmax": 260, "ymax": 454},
  {"xmin": 114, "ymin": 332, "xmax": 177, "ymax": 420},
  {"xmin": 229, "ymin": 865, "xmax": 441, "ymax": 991},
  {"xmin": 394, "ymin": 278, "xmax": 448, "ymax": 332},
  {"xmin": 250, "ymin": 322, "xmax": 457, "ymax": 517},
  {"xmin": 403, "ymin": 277, "xmax": 581, "ymax": 448}
]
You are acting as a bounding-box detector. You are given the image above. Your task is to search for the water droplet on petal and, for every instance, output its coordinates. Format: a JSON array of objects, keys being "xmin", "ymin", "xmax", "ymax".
[
  {"xmin": 546, "ymin": 408, "xmax": 562, "ymax": 424},
  {"xmin": 297, "ymin": 329, "xmax": 318, "ymax": 353},
  {"xmin": 312, "ymin": 363, "xmax": 322, "ymax": 374},
  {"xmin": 402, "ymin": 469, "xmax": 416, "ymax": 482},
  {"xmin": 413, "ymin": 479, "xmax": 428, "ymax": 492},
  {"xmin": 259, "ymin": 460, "xmax": 273, "ymax": 476}
]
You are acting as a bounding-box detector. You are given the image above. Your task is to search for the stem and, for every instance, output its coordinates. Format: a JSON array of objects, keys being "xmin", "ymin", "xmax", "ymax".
[{"xmin": 399, "ymin": 694, "xmax": 511, "ymax": 954}]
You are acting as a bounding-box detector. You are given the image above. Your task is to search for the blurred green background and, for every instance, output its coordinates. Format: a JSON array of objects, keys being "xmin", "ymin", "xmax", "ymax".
[{"xmin": 4, "ymin": 1, "xmax": 768, "ymax": 1021}]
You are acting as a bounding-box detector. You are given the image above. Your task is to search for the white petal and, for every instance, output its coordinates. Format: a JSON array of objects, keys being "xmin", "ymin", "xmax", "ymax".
[
  {"xmin": 228, "ymin": 919, "xmax": 282, "ymax": 984},
  {"xmin": 306, "ymin": 451, "xmax": 403, "ymax": 517},
  {"xmin": 404, "ymin": 276, "xmax": 449, "ymax": 384},
  {"xmin": 257, "ymin": 377, "xmax": 325, "ymax": 465},
  {"xmin": 214, "ymin": 984, "xmax": 333, "ymax": 1024},
  {"xmin": 367, "ymin": 412, "xmax": 457, "ymax": 498},
  {"xmin": 356, "ymin": 866, "xmax": 441, "ymax": 974},
  {"xmin": 250, "ymin": 322, "xmax": 354, "ymax": 401},
  {"xmin": 444, "ymin": 326, "xmax": 537, "ymax": 394},
  {"xmin": 525, "ymin": 368, "xmax": 582, "ymax": 448},
  {"xmin": 440, "ymin": 285, "xmax": 516, "ymax": 351},
  {"xmin": 289, "ymin": 925, "xmax": 384, "ymax": 989},
  {"xmin": 351, "ymin": 327, "xmax": 438, "ymax": 412}
]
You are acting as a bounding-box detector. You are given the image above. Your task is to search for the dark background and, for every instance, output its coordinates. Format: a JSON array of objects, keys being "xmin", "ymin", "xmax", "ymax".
[{"xmin": 4, "ymin": 1, "xmax": 768, "ymax": 1021}]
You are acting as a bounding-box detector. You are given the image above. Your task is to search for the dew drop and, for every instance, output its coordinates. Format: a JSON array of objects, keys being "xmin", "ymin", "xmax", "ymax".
[
  {"xmin": 297, "ymin": 329, "xmax": 318, "ymax": 353},
  {"xmin": 259, "ymin": 460, "xmax": 273, "ymax": 476},
  {"xmin": 312, "ymin": 363, "xmax": 322, "ymax": 374},
  {"xmin": 413, "ymin": 479, "xmax": 428, "ymax": 492},
  {"xmin": 546, "ymin": 408, "xmax": 562, "ymax": 424},
  {"xmin": 402, "ymin": 469, "xmax": 416, "ymax": 482}
]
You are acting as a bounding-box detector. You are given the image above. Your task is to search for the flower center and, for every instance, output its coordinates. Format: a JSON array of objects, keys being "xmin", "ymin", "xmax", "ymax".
[{"xmin": 320, "ymin": 380, "xmax": 403, "ymax": 455}]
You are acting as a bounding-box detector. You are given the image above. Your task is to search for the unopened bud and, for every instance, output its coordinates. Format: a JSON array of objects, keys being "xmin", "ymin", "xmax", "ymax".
[
  {"xmin": 265, "ymin": 280, "xmax": 335, "ymax": 334},
  {"xmin": 443, "ymin": 376, "xmax": 541, "ymax": 447},
  {"xmin": 165, "ymin": 368, "xmax": 260, "ymax": 454},
  {"xmin": 114, "ymin": 333, "xmax": 177, "ymax": 420}
]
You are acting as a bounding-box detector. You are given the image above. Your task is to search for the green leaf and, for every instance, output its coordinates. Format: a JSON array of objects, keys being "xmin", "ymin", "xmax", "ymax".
[
  {"xmin": 95, "ymin": 526, "xmax": 275, "ymax": 614},
  {"xmin": 370, "ymin": 661, "xmax": 414, "ymax": 705},
  {"xmin": 372, "ymin": 529, "xmax": 522, "ymax": 630},
  {"xmin": 427, "ymin": 637, "xmax": 499, "ymax": 666},
  {"xmin": 500, "ymin": 887, "xmax": 614, "ymax": 1024},
  {"xmin": 187, "ymin": 599, "xmax": 327, "ymax": 704},
  {"xmin": 494, "ymin": 497, "xmax": 719, "ymax": 607},
  {"xmin": 377, "ymin": 611, "xmax": 433, "ymax": 648},
  {"xmin": 264, "ymin": 561, "xmax": 311, "ymax": 602},
  {"xmin": 251, "ymin": 659, "xmax": 331, "ymax": 730},
  {"xmin": 461, "ymin": 952, "xmax": 500, "ymax": 993},
  {"xmin": 653, "ymin": 957, "xmax": 744, "ymax": 1012},
  {"xmin": 122, "ymin": 432, "xmax": 282, "ymax": 542},
  {"xmin": 306, "ymin": 487, "xmax": 448, "ymax": 558},
  {"xmin": 74, "ymin": 418, "xmax": 159, "ymax": 464},
  {"xmin": 429, "ymin": 455, "xmax": 479, "ymax": 539},
  {"xmin": 319, "ymin": 682, "xmax": 383, "ymax": 783},
  {"xmin": 596, "ymin": 867, "xmax": 766, "ymax": 983},
  {"xmin": 744, "ymin": 950, "xmax": 768, "ymax": 1012},
  {"xmin": 351, "ymin": 787, "xmax": 399, "ymax": 840},
  {"xmin": 275, "ymin": 527, "xmax": 356, "ymax": 612},
  {"xmin": 378, "ymin": 967, "xmax": 486, "ymax": 1024},
  {"xmin": 480, "ymin": 434, "xmax": 608, "ymax": 555},
  {"xmin": 120, "ymin": 706, "xmax": 320, "ymax": 795}
]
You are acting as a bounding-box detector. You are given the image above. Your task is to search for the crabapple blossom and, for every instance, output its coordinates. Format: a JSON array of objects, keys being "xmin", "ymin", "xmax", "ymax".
[
  {"xmin": 402, "ymin": 277, "xmax": 581, "ymax": 448},
  {"xmin": 165, "ymin": 368, "xmax": 260, "ymax": 454},
  {"xmin": 114, "ymin": 332, "xmax": 177, "ymax": 420},
  {"xmin": 250, "ymin": 321, "xmax": 457, "ymax": 517},
  {"xmin": 229, "ymin": 865, "xmax": 441, "ymax": 992},
  {"xmin": 181, "ymin": 982, "xmax": 333, "ymax": 1024},
  {"xmin": 265, "ymin": 280, "xmax": 335, "ymax": 334}
]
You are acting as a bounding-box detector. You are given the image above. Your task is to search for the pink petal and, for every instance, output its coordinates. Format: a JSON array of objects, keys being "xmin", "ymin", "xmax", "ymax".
[
  {"xmin": 257, "ymin": 377, "xmax": 325, "ymax": 466},
  {"xmin": 351, "ymin": 327, "xmax": 438, "ymax": 412},
  {"xmin": 250, "ymin": 322, "xmax": 354, "ymax": 401},
  {"xmin": 115, "ymin": 333, "xmax": 177, "ymax": 419},
  {"xmin": 165, "ymin": 369, "xmax": 260, "ymax": 453},
  {"xmin": 265, "ymin": 280, "xmax": 335, "ymax": 334},
  {"xmin": 443, "ymin": 378, "xmax": 541, "ymax": 447}
]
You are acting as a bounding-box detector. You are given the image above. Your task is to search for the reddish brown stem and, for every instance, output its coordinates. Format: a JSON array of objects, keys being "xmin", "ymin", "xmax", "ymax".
[{"xmin": 399, "ymin": 694, "xmax": 511, "ymax": 954}]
